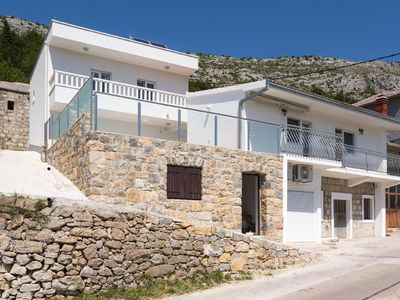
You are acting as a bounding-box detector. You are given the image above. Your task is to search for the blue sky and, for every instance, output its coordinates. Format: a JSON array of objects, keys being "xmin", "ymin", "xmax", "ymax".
[{"xmin": 1, "ymin": 0, "xmax": 400, "ymax": 61}]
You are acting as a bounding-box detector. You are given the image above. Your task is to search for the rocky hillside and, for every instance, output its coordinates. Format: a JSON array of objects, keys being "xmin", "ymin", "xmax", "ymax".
[
  {"xmin": 190, "ymin": 54, "xmax": 400, "ymax": 103},
  {"xmin": 2, "ymin": 16, "xmax": 400, "ymax": 103},
  {"xmin": 0, "ymin": 16, "xmax": 47, "ymax": 35}
]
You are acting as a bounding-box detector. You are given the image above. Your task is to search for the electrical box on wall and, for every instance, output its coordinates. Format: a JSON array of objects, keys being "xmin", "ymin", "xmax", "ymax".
[{"xmin": 291, "ymin": 164, "xmax": 313, "ymax": 183}]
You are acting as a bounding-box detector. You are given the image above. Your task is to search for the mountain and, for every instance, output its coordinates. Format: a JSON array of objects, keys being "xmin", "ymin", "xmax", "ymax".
[
  {"xmin": 1, "ymin": 16, "xmax": 400, "ymax": 103},
  {"xmin": 189, "ymin": 54, "xmax": 400, "ymax": 103}
]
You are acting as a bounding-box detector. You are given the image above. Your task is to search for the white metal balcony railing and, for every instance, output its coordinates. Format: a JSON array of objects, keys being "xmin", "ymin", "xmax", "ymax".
[
  {"xmin": 49, "ymin": 70, "xmax": 187, "ymax": 107},
  {"xmin": 280, "ymin": 125, "xmax": 400, "ymax": 175}
]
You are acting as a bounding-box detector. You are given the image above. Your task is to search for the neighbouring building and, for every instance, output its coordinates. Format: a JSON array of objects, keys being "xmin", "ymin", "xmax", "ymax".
[
  {"xmin": 354, "ymin": 92, "xmax": 400, "ymax": 228},
  {"xmin": 30, "ymin": 20, "xmax": 400, "ymax": 244},
  {"xmin": 187, "ymin": 81, "xmax": 400, "ymax": 243},
  {"xmin": 0, "ymin": 80, "xmax": 30, "ymax": 151}
]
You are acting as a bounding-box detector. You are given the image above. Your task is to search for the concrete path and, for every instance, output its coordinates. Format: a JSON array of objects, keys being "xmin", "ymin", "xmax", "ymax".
[
  {"xmin": 0, "ymin": 150, "xmax": 88, "ymax": 203},
  {"xmin": 167, "ymin": 232, "xmax": 400, "ymax": 300}
]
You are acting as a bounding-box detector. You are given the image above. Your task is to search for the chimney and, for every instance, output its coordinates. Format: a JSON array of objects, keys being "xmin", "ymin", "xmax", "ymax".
[{"xmin": 374, "ymin": 94, "xmax": 388, "ymax": 116}]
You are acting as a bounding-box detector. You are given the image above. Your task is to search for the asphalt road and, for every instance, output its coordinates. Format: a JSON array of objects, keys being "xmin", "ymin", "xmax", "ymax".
[{"xmin": 166, "ymin": 232, "xmax": 400, "ymax": 300}]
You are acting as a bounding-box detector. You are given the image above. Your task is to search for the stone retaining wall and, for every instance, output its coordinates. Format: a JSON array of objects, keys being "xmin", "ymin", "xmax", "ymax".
[
  {"xmin": 47, "ymin": 115, "xmax": 284, "ymax": 242},
  {"xmin": 0, "ymin": 204, "xmax": 312, "ymax": 299}
]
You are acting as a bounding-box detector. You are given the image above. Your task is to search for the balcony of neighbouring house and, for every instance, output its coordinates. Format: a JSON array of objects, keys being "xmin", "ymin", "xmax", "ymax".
[
  {"xmin": 48, "ymin": 70, "xmax": 187, "ymax": 112},
  {"xmin": 280, "ymin": 124, "xmax": 400, "ymax": 176}
]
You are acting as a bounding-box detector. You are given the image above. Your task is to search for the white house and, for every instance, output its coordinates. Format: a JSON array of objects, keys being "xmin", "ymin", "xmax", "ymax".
[
  {"xmin": 29, "ymin": 20, "xmax": 400, "ymax": 244},
  {"xmin": 29, "ymin": 20, "xmax": 198, "ymax": 149},
  {"xmin": 187, "ymin": 80, "xmax": 400, "ymax": 243}
]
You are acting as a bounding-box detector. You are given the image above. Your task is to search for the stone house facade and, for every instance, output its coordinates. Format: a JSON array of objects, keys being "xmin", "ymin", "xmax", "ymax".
[
  {"xmin": 0, "ymin": 81, "xmax": 30, "ymax": 151},
  {"xmin": 47, "ymin": 114, "xmax": 284, "ymax": 242},
  {"xmin": 321, "ymin": 177, "xmax": 375, "ymax": 238}
]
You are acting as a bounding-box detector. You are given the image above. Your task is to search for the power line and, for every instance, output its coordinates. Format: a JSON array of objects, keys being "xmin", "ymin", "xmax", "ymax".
[{"xmin": 270, "ymin": 51, "xmax": 400, "ymax": 80}]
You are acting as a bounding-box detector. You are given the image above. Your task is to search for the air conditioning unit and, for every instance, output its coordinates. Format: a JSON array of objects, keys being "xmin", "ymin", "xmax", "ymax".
[{"xmin": 292, "ymin": 164, "xmax": 313, "ymax": 183}]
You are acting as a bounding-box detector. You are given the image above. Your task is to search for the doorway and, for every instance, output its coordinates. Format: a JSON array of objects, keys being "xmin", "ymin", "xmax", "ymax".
[
  {"xmin": 334, "ymin": 200, "xmax": 347, "ymax": 238},
  {"xmin": 331, "ymin": 192, "xmax": 352, "ymax": 239},
  {"xmin": 242, "ymin": 173, "xmax": 260, "ymax": 235}
]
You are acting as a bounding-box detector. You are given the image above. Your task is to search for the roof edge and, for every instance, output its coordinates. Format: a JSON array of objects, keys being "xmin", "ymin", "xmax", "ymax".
[
  {"xmin": 50, "ymin": 19, "xmax": 198, "ymax": 59},
  {"xmin": 267, "ymin": 81, "xmax": 400, "ymax": 126}
]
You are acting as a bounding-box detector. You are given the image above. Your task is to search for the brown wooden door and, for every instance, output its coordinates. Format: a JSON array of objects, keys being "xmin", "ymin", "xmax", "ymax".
[
  {"xmin": 334, "ymin": 200, "xmax": 347, "ymax": 239},
  {"xmin": 387, "ymin": 209, "xmax": 399, "ymax": 228}
]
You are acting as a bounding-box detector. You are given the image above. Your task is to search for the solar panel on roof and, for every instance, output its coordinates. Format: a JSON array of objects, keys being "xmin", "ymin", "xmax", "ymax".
[
  {"xmin": 133, "ymin": 37, "xmax": 150, "ymax": 44},
  {"xmin": 150, "ymin": 42, "xmax": 168, "ymax": 49},
  {"xmin": 128, "ymin": 34, "xmax": 168, "ymax": 49}
]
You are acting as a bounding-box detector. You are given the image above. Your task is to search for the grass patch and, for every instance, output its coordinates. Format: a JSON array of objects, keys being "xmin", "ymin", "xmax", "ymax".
[
  {"xmin": 0, "ymin": 193, "xmax": 48, "ymax": 224},
  {"xmin": 73, "ymin": 270, "xmax": 252, "ymax": 300}
]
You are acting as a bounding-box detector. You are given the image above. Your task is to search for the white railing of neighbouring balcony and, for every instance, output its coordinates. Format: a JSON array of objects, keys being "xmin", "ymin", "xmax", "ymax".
[{"xmin": 49, "ymin": 70, "xmax": 187, "ymax": 107}]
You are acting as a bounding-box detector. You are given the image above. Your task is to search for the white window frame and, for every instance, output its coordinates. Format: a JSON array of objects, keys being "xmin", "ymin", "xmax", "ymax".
[
  {"xmin": 137, "ymin": 79, "xmax": 156, "ymax": 89},
  {"xmin": 335, "ymin": 128, "xmax": 356, "ymax": 149},
  {"xmin": 362, "ymin": 195, "xmax": 375, "ymax": 222},
  {"xmin": 91, "ymin": 69, "xmax": 111, "ymax": 80},
  {"xmin": 287, "ymin": 117, "xmax": 312, "ymax": 128}
]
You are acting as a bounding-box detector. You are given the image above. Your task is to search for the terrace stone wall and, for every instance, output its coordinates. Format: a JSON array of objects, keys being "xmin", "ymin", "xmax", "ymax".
[
  {"xmin": 321, "ymin": 177, "xmax": 375, "ymax": 238},
  {"xmin": 47, "ymin": 115, "xmax": 284, "ymax": 242},
  {"xmin": 0, "ymin": 203, "xmax": 312, "ymax": 299}
]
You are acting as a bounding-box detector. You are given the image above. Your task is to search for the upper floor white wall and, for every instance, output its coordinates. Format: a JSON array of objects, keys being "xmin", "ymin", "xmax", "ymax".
[
  {"xmin": 49, "ymin": 47, "xmax": 189, "ymax": 95},
  {"xmin": 29, "ymin": 44, "xmax": 47, "ymax": 147}
]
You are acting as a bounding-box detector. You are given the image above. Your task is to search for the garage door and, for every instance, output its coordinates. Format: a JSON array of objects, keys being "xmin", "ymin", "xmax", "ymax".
[{"xmin": 287, "ymin": 191, "xmax": 315, "ymax": 242}]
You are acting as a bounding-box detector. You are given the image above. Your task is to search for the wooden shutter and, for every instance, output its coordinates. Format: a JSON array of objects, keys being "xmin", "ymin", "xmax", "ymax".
[
  {"xmin": 167, "ymin": 166, "xmax": 185, "ymax": 199},
  {"xmin": 186, "ymin": 167, "xmax": 202, "ymax": 200}
]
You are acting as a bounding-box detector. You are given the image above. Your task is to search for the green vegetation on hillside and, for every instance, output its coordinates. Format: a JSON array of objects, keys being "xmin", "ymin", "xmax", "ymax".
[
  {"xmin": 74, "ymin": 270, "xmax": 252, "ymax": 300},
  {"xmin": 0, "ymin": 18, "xmax": 45, "ymax": 83}
]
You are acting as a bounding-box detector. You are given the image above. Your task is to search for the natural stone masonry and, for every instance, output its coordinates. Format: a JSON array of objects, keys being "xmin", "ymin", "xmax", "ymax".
[
  {"xmin": 0, "ymin": 204, "xmax": 312, "ymax": 299},
  {"xmin": 321, "ymin": 177, "xmax": 375, "ymax": 238},
  {"xmin": 47, "ymin": 115, "xmax": 284, "ymax": 242},
  {"xmin": 0, "ymin": 81, "xmax": 30, "ymax": 151}
]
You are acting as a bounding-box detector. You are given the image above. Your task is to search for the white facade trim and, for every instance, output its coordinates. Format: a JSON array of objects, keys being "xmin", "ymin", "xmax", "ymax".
[
  {"xmin": 282, "ymin": 155, "xmax": 288, "ymax": 244},
  {"xmin": 51, "ymin": 20, "xmax": 198, "ymax": 59},
  {"xmin": 361, "ymin": 194, "xmax": 375, "ymax": 223},
  {"xmin": 331, "ymin": 192, "xmax": 353, "ymax": 239}
]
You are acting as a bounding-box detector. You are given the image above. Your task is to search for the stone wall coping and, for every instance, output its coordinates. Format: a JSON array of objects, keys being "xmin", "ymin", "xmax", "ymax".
[{"xmin": 45, "ymin": 201, "xmax": 290, "ymax": 250}]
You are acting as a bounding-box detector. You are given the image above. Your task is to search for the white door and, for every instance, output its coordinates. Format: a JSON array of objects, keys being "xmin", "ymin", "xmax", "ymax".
[{"xmin": 287, "ymin": 191, "xmax": 315, "ymax": 242}]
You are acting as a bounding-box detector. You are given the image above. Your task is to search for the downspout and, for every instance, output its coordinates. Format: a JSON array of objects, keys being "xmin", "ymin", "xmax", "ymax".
[
  {"xmin": 237, "ymin": 80, "xmax": 270, "ymax": 149},
  {"xmin": 44, "ymin": 41, "xmax": 49, "ymax": 147}
]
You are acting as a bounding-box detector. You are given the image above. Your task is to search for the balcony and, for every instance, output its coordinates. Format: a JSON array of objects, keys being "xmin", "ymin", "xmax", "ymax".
[
  {"xmin": 280, "ymin": 125, "xmax": 400, "ymax": 175},
  {"xmin": 45, "ymin": 79, "xmax": 400, "ymax": 177},
  {"xmin": 48, "ymin": 70, "xmax": 187, "ymax": 112}
]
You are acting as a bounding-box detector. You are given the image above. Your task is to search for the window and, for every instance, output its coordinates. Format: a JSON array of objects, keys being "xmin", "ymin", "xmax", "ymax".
[
  {"xmin": 287, "ymin": 118, "xmax": 312, "ymax": 155},
  {"xmin": 137, "ymin": 79, "xmax": 155, "ymax": 89},
  {"xmin": 7, "ymin": 100, "xmax": 14, "ymax": 111},
  {"xmin": 137, "ymin": 79, "xmax": 156, "ymax": 101},
  {"xmin": 287, "ymin": 118, "xmax": 301, "ymax": 143},
  {"xmin": 91, "ymin": 70, "xmax": 111, "ymax": 93},
  {"xmin": 386, "ymin": 185, "xmax": 400, "ymax": 209},
  {"xmin": 362, "ymin": 195, "xmax": 374, "ymax": 221},
  {"xmin": 336, "ymin": 128, "xmax": 355, "ymax": 153},
  {"xmin": 167, "ymin": 166, "xmax": 202, "ymax": 200}
]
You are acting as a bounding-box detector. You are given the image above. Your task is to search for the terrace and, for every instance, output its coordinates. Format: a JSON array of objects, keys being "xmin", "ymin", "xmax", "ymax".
[{"xmin": 45, "ymin": 76, "xmax": 400, "ymax": 178}]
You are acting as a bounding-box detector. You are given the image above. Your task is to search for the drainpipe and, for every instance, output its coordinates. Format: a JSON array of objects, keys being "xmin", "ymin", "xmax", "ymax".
[{"xmin": 237, "ymin": 81, "xmax": 270, "ymax": 149}]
